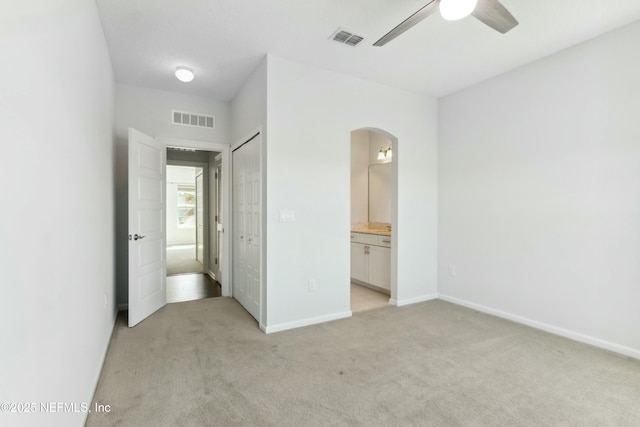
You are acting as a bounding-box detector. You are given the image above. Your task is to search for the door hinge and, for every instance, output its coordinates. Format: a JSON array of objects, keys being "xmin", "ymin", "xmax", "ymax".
[
  {"xmin": 215, "ymin": 172, "xmax": 218, "ymax": 179},
  {"xmin": 215, "ymin": 257, "xmax": 218, "ymax": 265},
  {"xmin": 215, "ymin": 215, "xmax": 218, "ymax": 222}
]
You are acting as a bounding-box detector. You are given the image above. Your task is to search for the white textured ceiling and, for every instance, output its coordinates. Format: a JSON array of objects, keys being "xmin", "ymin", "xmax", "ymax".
[{"xmin": 95, "ymin": 0, "xmax": 640, "ymax": 101}]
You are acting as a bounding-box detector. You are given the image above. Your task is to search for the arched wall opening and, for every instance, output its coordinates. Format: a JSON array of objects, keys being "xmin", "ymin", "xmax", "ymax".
[{"xmin": 350, "ymin": 127, "xmax": 399, "ymax": 308}]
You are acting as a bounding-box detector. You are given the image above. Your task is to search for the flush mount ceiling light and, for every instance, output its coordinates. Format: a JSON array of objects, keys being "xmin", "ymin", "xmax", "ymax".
[
  {"xmin": 440, "ymin": 0, "xmax": 478, "ymax": 21},
  {"xmin": 175, "ymin": 66, "xmax": 195, "ymax": 83}
]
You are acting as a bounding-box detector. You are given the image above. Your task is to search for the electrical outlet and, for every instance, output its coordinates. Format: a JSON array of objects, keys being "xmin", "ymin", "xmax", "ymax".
[
  {"xmin": 308, "ymin": 279, "xmax": 318, "ymax": 292},
  {"xmin": 448, "ymin": 265, "xmax": 456, "ymax": 277}
]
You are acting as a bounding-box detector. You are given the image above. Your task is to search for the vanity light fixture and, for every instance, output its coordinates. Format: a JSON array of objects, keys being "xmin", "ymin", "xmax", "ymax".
[
  {"xmin": 377, "ymin": 145, "xmax": 393, "ymax": 161},
  {"xmin": 175, "ymin": 66, "xmax": 195, "ymax": 83},
  {"xmin": 440, "ymin": 0, "xmax": 478, "ymax": 21}
]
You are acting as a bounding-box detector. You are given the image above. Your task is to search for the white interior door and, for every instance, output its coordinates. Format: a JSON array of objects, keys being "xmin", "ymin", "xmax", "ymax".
[
  {"xmin": 128, "ymin": 128, "xmax": 166, "ymax": 327},
  {"xmin": 233, "ymin": 135, "xmax": 261, "ymax": 321}
]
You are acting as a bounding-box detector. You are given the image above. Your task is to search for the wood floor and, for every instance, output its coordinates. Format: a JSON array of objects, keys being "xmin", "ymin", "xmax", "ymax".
[
  {"xmin": 166, "ymin": 273, "xmax": 221, "ymax": 304},
  {"xmin": 166, "ymin": 275, "xmax": 385, "ymax": 308}
]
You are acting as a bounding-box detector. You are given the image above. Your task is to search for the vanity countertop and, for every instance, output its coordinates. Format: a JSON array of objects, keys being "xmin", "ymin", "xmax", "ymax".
[{"xmin": 351, "ymin": 223, "xmax": 391, "ymax": 236}]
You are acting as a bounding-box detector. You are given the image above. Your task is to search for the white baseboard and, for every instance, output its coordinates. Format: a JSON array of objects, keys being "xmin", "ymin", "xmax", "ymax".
[
  {"xmin": 438, "ymin": 294, "xmax": 640, "ymax": 361},
  {"xmin": 263, "ymin": 311, "xmax": 352, "ymax": 334},
  {"xmin": 390, "ymin": 293, "xmax": 438, "ymax": 307},
  {"xmin": 84, "ymin": 312, "xmax": 118, "ymax": 425}
]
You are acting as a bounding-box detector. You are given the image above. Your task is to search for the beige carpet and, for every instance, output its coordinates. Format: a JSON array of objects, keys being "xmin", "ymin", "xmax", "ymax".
[
  {"xmin": 166, "ymin": 244, "xmax": 203, "ymax": 276},
  {"xmin": 87, "ymin": 299, "xmax": 640, "ymax": 426}
]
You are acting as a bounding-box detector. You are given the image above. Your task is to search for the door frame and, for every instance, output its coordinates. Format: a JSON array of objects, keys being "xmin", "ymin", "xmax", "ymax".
[
  {"xmin": 166, "ymin": 160, "xmax": 208, "ymax": 272},
  {"xmin": 349, "ymin": 128, "xmax": 399, "ymax": 305},
  {"xmin": 213, "ymin": 153, "xmax": 223, "ymax": 281},
  {"xmin": 195, "ymin": 169, "xmax": 205, "ymax": 265},
  {"xmin": 159, "ymin": 137, "xmax": 231, "ymax": 296}
]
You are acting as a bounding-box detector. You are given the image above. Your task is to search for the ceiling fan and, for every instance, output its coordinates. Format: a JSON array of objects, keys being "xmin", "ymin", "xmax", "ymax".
[{"xmin": 373, "ymin": 0, "xmax": 518, "ymax": 46}]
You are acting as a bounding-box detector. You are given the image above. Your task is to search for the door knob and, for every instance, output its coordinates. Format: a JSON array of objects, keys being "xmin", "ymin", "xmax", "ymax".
[{"xmin": 134, "ymin": 234, "xmax": 146, "ymax": 241}]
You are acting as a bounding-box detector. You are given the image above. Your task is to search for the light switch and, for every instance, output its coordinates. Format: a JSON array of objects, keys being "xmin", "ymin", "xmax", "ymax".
[
  {"xmin": 308, "ymin": 279, "xmax": 317, "ymax": 292},
  {"xmin": 279, "ymin": 210, "xmax": 296, "ymax": 223}
]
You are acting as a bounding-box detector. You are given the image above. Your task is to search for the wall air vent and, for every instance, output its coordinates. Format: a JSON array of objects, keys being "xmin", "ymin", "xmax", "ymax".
[
  {"xmin": 172, "ymin": 110, "xmax": 215, "ymax": 129},
  {"xmin": 330, "ymin": 28, "xmax": 364, "ymax": 47}
]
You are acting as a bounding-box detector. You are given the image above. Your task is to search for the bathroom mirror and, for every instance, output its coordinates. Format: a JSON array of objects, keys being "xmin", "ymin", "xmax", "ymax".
[{"xmin": 368, "ymin": 163, "xmax": 391, "ymax": 223}]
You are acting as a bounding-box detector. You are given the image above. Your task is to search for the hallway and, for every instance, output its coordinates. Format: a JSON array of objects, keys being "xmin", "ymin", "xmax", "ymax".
[
  {"xmin": 166, "ymin": 244, "xmax": 203, "ymax": 276},
  {"xmin": 166, "ymin": 274, "xmax": 221, "ymax": 304}
]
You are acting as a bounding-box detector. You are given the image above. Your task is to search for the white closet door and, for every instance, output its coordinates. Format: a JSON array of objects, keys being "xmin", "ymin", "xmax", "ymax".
[
  {"xmin": 244, "ymin": 138, "xmax": 261, "ymax": 318},
  {"xmin": 233, "ymin": 135, "xmax": 261, "ymax": 321},
  {"xmin": 233, "ymin": 147, "xmax": 247, "ymax": 309}
]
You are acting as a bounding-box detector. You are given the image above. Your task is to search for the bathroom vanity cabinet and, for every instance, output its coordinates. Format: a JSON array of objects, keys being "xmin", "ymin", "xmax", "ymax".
[{"xmin": 350, "ymin": 231, "xmax": 391, "ymax": 293}]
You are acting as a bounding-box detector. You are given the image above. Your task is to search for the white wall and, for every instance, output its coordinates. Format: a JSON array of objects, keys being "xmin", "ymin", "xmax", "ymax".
[
  {"xmin": 351, "ymin": 130, "xmax": 393, "ymax": 225},
  {"xmin": 115, "ymin": 83, "xmax": 230, "ymax": 144},
  {"xmin": 0, "ymin": 1, "xmax": 115, "ymax": 426},
  {"xmin": 230, "ymin": 57, "xmax": 268, "ymax": 325},
  {"xmin": 115, "ymin": 84, "xmax": 230, "ymax": 306},
  {"xmin": 350, "ymin": 130, "xmax": 369, "ymax": 224},
  {"xmin": 438, "ymin": 21, "xmax": 640, "ymax": 358},
  {"xmin": 368, "ymin": 131, "xmax": 393, "ymax": 223},
  {"xmin": 369, "ymin": 163, "xmax": 392, "ymax": 223},
  {"xmin": 264, "ymin": 55, "xmax": 438, "ymax": 331},
  {"xmin": 230, "ymin": 58, "xmax": 267, "ymax": 144}
]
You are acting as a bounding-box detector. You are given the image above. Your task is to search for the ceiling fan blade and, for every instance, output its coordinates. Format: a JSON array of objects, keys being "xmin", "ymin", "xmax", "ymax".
[
  {"xmin": 471, "ymin": 0, "xmax": 518, "ymax": 34},
  {"xmin": 373, "ymin": 0, "xmax": 440, "ymax": 47}
]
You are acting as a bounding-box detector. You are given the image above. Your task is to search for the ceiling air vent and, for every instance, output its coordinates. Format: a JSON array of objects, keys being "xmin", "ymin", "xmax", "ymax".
[
  {"xmin": 172, "ymin": 110, "xmax": 215, "ymax": 129},
  {"xmin": 330, "ymin": 28, "xmax": 364, "ymax": 47}
]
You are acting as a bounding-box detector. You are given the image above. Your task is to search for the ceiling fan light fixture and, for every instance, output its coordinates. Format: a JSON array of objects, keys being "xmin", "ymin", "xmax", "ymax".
[
  {"xmin": 175, "ymin": 66, "xmax": 195, "ymax": 83},
  {"xmin": 440, "ymin": 0, "xmax": 478, "ymax": 21}
]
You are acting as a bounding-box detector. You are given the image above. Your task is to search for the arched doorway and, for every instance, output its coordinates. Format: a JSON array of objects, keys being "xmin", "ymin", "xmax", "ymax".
[{"xmin": 349, "ymin": 128, "xmax": 398, "ymax": 312}]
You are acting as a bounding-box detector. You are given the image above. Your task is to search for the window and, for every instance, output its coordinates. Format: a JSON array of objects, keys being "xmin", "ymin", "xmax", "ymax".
[{"xmin": 177, "ymin": 185, "xmax": 196, "ymax": 227}]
